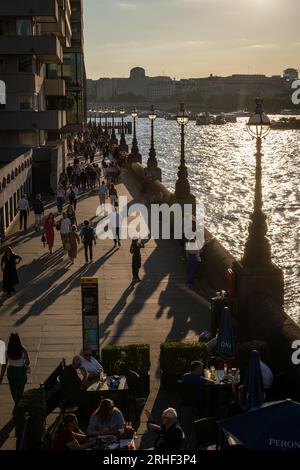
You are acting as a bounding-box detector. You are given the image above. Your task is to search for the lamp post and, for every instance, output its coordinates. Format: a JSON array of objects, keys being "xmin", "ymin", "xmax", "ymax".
[
  {"xmin": 129, "ymin": 107, "xmax": 141, "ymax": 163},
  {"xmin": 88, "ymin": 108, "xmax": 92, "ymax": 125},
  {"xmin": 234, "ymin": 96, "xmax": 284, "ymax": 308},
  {"xmin": 175, "ymin": 103, "xmax": 194, "ymax": 203},
  {"xmin": 98, "ymin": 109, "xmax": 103, "ymax": 134},
  {"xmin": 147, "ymin": 104, "xmax": 158, "ymax": 169},
  {"xmin": 110, "ymin": 108, "xmax": 118, "ymax": 146},
  {"xmin": 119, "ymin": 107, "xmax": 128, "ymax": 152},
  {"xmin": 104, "ymin": 108, "xmax": 109, "ymax": 137},
  {"xmin": 242, "ymin": 96, "xmax": 272, "ymax": 268}
]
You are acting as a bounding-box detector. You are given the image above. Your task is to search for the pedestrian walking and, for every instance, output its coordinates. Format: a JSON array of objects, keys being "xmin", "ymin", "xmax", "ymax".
[
  {"xmin": 60, "ymin": 212, "xmax": 71, "ymax": 251},
  {"xmin": 1, "ymin": 247, "xmax": 22, "ymax": 295},
  {"xmin": 109, "ymin": 183, "xmax": 118, "ymax": 207},
  {"xmin": 0, "ymin": 333, "xmax": 30, "ymax": 405},
  {"xmin": 66, "ymin": 163, "xmax": 73, "ymax": 183},
  {"xmin": 67, "ymin": 225, "xmax": 80, "ymax": 264},
  {"xmin": 43, "ymin": 213, "xmax": 55, "ymax": 254},
  {"xmin": 59, "ymin": 170, "xmax": 68, "ymax": 191},
  {"xmin": 32, "ymin": 194, "xmax": 44, "ymax": 232},
  {"xmin": 80, "ymin": 220, "xmax": 96, "ymax": 263},
  {"xmin": 110, "ymin": 206, "xmax": 121, "ymax": 247},
  {"xmin": 57, "ymin": 185, "xmax": 65, "ymax": 213},
  {"xmin": 186, "ymin": 248, "xmax": 199, "ymax": 289},
  {"xmin": 18, "ymin": 194, "xmax": 29, "ymax": 231},
  {"xmin": 68, "ymin": 185, "xmax": 79, "ymax": 210},
  {"xmin": 66, "ymin": 204, "xmax": 77, "ymax": 226},
  {"xmin": 130, "ymin": 238, "xmax": 144, "ymax": 282},
  {"xmin": 98, "ymin": 181, "xmax": 108, "ymax": 214}
]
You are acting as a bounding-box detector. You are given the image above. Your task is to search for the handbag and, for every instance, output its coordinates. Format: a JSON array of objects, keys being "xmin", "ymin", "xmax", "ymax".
[{"xmin": 41, "ymin": 234, "xmax": 46, "ymax": 244}]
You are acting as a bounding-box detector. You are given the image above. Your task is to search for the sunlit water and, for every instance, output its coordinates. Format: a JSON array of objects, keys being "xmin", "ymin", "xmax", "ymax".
[{"xmin": 114, "ymin": 117, "xmax": 300, "ymax": 324}]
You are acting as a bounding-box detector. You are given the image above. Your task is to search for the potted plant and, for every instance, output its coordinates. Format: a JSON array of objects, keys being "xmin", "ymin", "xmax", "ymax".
[
  {"xmin": 101, "ymin": 344, "xmax": 150, "ymax": 394},
  {"xmin": 14, "ymin": 387, "xmax": 47, "ymax": 450},
  {"xmin": 160, "ymin": 341, "xmax": 209, "ymax": 390}
]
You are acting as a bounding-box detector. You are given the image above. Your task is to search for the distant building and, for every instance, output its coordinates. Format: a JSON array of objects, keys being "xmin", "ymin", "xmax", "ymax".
[{"xmin": 88, "ymin": 67, "xmax": 295, "ymax": 104}]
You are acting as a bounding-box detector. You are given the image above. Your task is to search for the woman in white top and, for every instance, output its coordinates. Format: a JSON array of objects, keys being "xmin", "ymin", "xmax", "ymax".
[
  {"xmin": 56, "ymin": 185, "xmax": 65, "ymax": 213},
  {"xmin": 0, "ymin": 333, "xmax": 30, "ymax": 403}
]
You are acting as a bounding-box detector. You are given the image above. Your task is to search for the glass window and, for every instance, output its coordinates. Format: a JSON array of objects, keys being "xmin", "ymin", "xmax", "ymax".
[
  {"xmin": 0, "ymin": 79, "xmax": 5, "ymax": 109},
  {"xmin": 66, "ymin": 91, "xmax": 83, "ymax": 124},
  {"xmin": 20, "ymin": 95, "xmax": 33, "ymax": 110},
  {"xmin": 16, "ymin": 19, "xmax": 32, "ymax": 36},
  {"xmin": 62, "ymin": 52, "xmax": 82, "ymax": 87},
  {"xmin": 18, "ymin": 56, "xmax": 33, "ymax": 73}
]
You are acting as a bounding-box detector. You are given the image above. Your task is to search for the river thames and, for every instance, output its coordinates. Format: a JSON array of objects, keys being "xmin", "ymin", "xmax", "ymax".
[{"xmin": 123, "ymin": 116, "xmax": 300, "ymax": 324}]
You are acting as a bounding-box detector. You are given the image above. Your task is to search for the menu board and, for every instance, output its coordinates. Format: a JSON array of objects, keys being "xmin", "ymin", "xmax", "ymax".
[{"xmin": 81, "ymin": 277, "xmax": 99, "ymax": 359}]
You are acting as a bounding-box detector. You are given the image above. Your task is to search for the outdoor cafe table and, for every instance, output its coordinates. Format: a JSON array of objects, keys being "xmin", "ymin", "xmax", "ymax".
[
  {"xmin": 86, "ymin": 375, "xmax": 129, "ymax": 410},
  {"xmin": 206, "ymin": 370, "xmax": 235, "ymax": 417},
  {"xmin": 87, "ymin": 375, "xmax": 128, "ymax": 393}
]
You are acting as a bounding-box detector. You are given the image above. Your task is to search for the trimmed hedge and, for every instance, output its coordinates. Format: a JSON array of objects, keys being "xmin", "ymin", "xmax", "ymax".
[
  {"xmin": 14, "ymin": 388, "xmax": 46, "ymax": 450},
  {"xmin": 160, "ymin": 341, "xmax": 209, "ymax": 375},
  {"xmin": 101, "ymin": 344, "xmax": 150, "ymax": 376}
]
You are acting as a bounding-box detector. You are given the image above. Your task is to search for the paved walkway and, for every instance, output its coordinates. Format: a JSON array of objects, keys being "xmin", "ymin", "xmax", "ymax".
[{"xmin": 0, "ymin": 166, "xmax": 210, "ymax": 449}]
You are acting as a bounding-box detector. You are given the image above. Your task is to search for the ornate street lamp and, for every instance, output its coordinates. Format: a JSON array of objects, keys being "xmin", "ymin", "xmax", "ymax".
[
  {"xmin": 129, "ymin": 107, "xmax": 141, "ymax": 163},
  {"xmin": 110, "ymin": 108, "xmax": 118, "ymax": 146},
  {"xmin": 147, "ymin": 104, "xmax": 158, "ymax": 169},
  {"xmin": 242, "ymin": 96, "xmax": 272, "ymax": 268},
  {"xmin": 119, "ymin": 107, "xmax": 128, "ymax": 152},
  {"xmin": 98, "ymin": 108, "xmax": 103, "ymax": 134},
  {"xmin": 175, "ymin": 103, "xmax": 192, "ymax": 200},
  {"xmin": 104, "ymin": 107, "xmax": 109, "ymax": 137},
  {"xmin": 88, "ymin": 108, "xmax": 92, "ymax": 125}
]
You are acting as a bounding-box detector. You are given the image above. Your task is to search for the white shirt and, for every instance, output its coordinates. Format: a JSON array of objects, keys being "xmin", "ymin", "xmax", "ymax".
[
  {"xmin": 80, "ymin": 355, "xmax": 103, "ymax": 375},
  {"xmin": 0, "ymin": 340, "xmax": 5, "ymax": 365},
  {"xmin": 70, "ymin": 187, "xmax": 79, "ymax": 199},
  {"xmin": 18, "ymin": 198, "xmax": 29, "ymax": 211},
  {"xmin": 8, "ymin": 352, "xmax": 25, "ymax": 368},
  {"xmin": 260, "ymin": 361, "xmax": 274, "ymax": 389},
  {"xmin": 60, "ymin": 218, "xmax": 71, "ymax": 234}
]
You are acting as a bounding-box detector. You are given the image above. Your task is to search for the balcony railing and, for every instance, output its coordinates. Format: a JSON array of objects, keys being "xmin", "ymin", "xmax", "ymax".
[
  {"xmin": 0, "ymin": 0, "xmax": 59, "ymax": 23},
  {"xmin": 0, "ymin": 110, "xmax": 67, "ymax": 130},
  {"xmin": 0, "ymin": 36, "xmax": 63, "ymax": 63}
]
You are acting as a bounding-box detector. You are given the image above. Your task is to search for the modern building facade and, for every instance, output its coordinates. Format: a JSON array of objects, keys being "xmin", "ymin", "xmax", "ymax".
[{"xmin": 0, "ymin": 0, "xmax": 86, "ymax": 235}]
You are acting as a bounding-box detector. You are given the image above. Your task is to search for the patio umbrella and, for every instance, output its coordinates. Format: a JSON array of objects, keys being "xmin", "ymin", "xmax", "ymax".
[
  {"xmin": 219, "ymin": 399, "xmax": 300, "ymax": 450},
  {"xmin": 240, "ymin": 350, "xmax": 265, "ymax": 411},
  {"xmin": 215, "ymin": 306, "xmax": 235, "ymax": 357}
]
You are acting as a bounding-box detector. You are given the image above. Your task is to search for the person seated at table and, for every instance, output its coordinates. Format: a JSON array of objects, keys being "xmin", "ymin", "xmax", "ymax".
[
  {"xmin": 79, "ymin": 348, "xmax": 103, "ymax": 380},
  {"xmin": 182, "ymin": 361, "xmax": 213, "ymax": 386},
  {"xmin": 52, "ymin": 414, "xmax": 95, "ymax": 450},
  {"xmin": 60, "ymin": 355, "xmax": 88, "ymax": 406},
  {"xmin": 224, "ymin": 384, "xmax": 246, "ymax": 418},
  {"xmin": 87, "ymin": 399, "xmax": 125, "ymax": 437},
  {"xmin": 145, "ymin": 408, "xmax": 184, "ymax": 451}
]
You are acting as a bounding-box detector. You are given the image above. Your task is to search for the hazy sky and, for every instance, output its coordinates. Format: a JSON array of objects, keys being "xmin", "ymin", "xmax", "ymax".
[{"xmin": 84, "ymin": 0, "xmax": 300, "ymax": 79}]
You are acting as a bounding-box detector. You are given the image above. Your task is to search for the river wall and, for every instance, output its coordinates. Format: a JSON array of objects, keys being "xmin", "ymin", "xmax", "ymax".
[{"xmin": 129, "ymin": 162, "xmax": 300, "ymax": 396}]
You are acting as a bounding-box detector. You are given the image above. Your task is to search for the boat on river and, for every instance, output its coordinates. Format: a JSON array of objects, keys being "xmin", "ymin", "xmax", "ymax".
[
  {"xmin": 270, "ymin": 117, "xmax": 300, "ymax": 130},
  {"xmin": 196, "ymin": 112, "xmax": 214, "ymax": 125}
]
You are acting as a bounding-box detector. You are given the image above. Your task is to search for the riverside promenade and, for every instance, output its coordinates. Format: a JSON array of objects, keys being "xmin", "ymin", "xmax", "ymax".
[{"xmin": 0, "ymin": 166, "xmax": 211, "ymax": 450}]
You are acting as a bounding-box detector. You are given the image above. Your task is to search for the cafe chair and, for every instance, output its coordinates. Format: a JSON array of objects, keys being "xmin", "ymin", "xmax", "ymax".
[
  {"xmin": 41, "ymin": 358, "xmax": 66, "ymax": 415},
  {"xmin": 177, "ymin": 380, "xmax": 208, "ymax": 420},
  {"xmin": 125, "ymin": 370, "xmax": 146, "ymax": 421},
  {"xmin": 194, "ymin": 417, "xmax": 219, "ymax": 450}
]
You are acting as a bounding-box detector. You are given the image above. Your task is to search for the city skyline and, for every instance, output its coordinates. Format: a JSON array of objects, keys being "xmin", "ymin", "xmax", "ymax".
[{"xmin": 84, "ymin": 0, "xmax": 300, "ymax": 79}]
